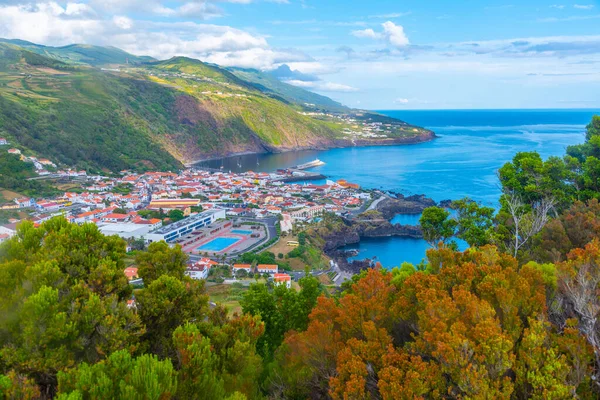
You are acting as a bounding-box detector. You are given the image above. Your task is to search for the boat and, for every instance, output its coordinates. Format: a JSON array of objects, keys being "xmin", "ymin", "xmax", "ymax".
[{"xmin": 294, "ymin": 158, "xmax": 326, "ymax": 170}]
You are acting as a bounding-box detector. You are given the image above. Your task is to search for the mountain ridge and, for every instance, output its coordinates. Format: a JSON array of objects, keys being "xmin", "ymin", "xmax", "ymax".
[{"xmin": 0, "ymin": 39, "xmax": 434, "ymax": 175}]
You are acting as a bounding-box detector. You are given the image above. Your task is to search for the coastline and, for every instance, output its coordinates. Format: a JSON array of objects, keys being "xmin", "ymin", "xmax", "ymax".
[
  {"xmin": 183, "ymin": 130, "xmax": 436, "ymax": 168},
  {"xmin": 307, "ymin": 194, "xmax": 436, "ymax": 274}
]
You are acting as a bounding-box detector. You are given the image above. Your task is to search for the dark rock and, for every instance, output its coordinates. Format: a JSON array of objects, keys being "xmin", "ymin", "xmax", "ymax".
[{"xmin": 439, "ymin": 199, "xmax": 454, "ymax": 208}]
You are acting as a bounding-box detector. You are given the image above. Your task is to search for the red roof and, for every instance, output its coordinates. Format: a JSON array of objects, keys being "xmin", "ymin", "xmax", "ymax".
[
  {"xmin": 103, "ymin": 213, "xmax": 129, "ymax": 219},
  {"xmin": 258, "ymin": 264, "xmax": 278, "ymax": 271},
  {"xmin": 274, "ymin": 273, "xmax": 291, "ymax": 282},
  {"xmin": 124, "ymin": 267, "xmax": 138, "ymax": 279}
]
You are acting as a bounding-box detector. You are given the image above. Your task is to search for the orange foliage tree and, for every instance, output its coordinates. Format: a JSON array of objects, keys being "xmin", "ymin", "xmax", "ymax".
[{"xmin": 275, "ymin": 246, "xmax": 596, "ymax": 399}]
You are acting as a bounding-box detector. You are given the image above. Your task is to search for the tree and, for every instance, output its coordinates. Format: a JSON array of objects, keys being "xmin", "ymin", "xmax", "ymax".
[
  {"xmin": 298, "ymin": 232, "xmax": 307, "ymax": 246},
  {"xmin": 173, "ymin": 314, "xmax": 264, "ymax": 399},
  {"xmin": 586, "ymin": 115, "xmax": 600, "ymax": 142},
  {"xmin": 168, "ymin": 209, "xmax": 185, "ymax": 222},
  {"xmin": 172, "ymin": 324, "xmax": 227, "ymax": 399},
  {"xmin": 555, "ymin": 240, "xmax": 600, "ymax": 389},
  {"xmin": 0, "ymin": 371, "xmax": 41, "ymax": 400},
  {"xmin": 136, "ymin": 241, "xmax": 188, "ymax": 285},
  {"xmin": 0, "ymin": 218, "xmax": 143, "ymax": 396},
  {"xmin": 56, "ymin": 350, "xmax": 177, "ymax": 400},
  {"xmin": 275, "ymin": 247, "xmax": 596, "ymax": 398},
  {"xmin": 452, "ymin": 198, "xmax": 495, "ymax": 247},
  {"xmin": 136, "ymin": 275, "xmax": 209, "ymax": 359},
  {"xmin": 419, "ymin": 206, "xmax": 457, "ymax": 247},
  {"xmin": 190, "ymin": 205, "xmax": 203, "ymax": 213},
  {"xmin": 500, "ymin": 190, "xmax": 555, "ymax": 257},
  {"xmin": 241, "ymin": 272, "xmax": 322, "ymax": 361},
  {"xmin": 498, "ymin": 152, "xmax": 571, "ymax": 209}
]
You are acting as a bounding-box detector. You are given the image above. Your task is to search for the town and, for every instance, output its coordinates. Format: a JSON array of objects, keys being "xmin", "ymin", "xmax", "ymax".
[{"xmin": 0, "ymin": 156, "xmax": 371, "ymax": 294}]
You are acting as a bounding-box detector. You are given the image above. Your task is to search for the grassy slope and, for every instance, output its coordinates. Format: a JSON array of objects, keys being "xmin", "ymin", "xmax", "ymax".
[
  {"xmin": 0, "ymin": 39, "xmax": 154, "ymax": 65},
  {"xmin": 0, "ymin": 44, "xmax": 344, "ymax": 171},
  {"xmin": 0, "ymin": 41, "xmax": 428, "ymax": 177},
  {"xmin": 228, "ymin": 67, "xmax": 349, "ymax": 113},
  {"xmin": 0, "ymin": 43, "xmax": 181, "ymax": 172}
]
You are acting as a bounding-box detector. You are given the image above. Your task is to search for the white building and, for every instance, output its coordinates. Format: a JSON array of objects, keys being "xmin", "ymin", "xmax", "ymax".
[
  {"xmin": 98, "ymin": 223, "xmax": 155, "ymax": 241},
  {"xmin": 145, "ymin": 209, "xmax": 226, "ymax": 243},
  {"xmin": 274, "ymin": 273, "xmax": 292, "ymax": 289},
  {"xmin": 185, "ymin": 264, "xmax": 209, "ymax": 280},
  {"xmin": 257, "ymin": 264, "xmax": 278, "ymax": 274}
]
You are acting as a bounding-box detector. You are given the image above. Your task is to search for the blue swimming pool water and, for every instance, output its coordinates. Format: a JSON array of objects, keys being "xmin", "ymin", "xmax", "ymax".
[
  {"xmin": 197, "ymin": 237, "xmax": 240, "ymax": 252},
  {"xmin": 231, "ymin": 229, "xmax": 253, "ymax": 235}
]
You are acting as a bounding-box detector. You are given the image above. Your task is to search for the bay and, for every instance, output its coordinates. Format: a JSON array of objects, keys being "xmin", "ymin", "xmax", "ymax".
[{"xmin": 199, "ymin": 109, "xmax": 598, "ymax": 267}]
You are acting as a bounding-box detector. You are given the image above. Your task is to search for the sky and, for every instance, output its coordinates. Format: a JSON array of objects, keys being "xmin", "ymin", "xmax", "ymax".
[{"xmin": 0, "ymin": 0, "xmax": 599, "ymax": 109}]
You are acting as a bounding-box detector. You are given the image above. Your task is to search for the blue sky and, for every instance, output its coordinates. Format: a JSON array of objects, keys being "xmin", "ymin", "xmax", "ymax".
[{"xmin": 0, "ymin": 0, "xmax": 599, "ymax": 109}]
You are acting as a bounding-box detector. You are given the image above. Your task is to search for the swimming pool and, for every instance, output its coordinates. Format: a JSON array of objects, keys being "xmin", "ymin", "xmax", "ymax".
[
  {"xmin": 231, "ymin": 229, "xmax": 253, "ymax": 235},
  {"xmin": 197, "ymin": 237, "xmax": 240, "ymax": 252}
]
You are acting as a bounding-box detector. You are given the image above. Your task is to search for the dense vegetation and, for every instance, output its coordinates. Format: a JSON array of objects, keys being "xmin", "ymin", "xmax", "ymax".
[
  {"xmin": 1, "ymin": 102, "xmax": 599, "ymax": 397},
  {"xmin": 0, "ymin": 153, "xmax": 59, "ymax": 197}
]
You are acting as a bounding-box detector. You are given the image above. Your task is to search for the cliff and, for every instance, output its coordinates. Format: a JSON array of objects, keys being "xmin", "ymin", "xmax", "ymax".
[{"xmin": 0, "ymin": 40, "xmax": 434, "ymax": 173}]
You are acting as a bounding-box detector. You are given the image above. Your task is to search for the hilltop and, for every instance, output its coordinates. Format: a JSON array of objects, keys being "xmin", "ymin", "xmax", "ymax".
[{"xmin": 0, "ymin": 40, "xmax": 434, "ymax": 176}]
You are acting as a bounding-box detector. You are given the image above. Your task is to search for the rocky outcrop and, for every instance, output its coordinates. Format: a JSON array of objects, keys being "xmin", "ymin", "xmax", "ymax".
[
  {"xmin": 376, "ymin": 195, "xmax": 436, "ymax": 220},
  {"xmin": 320, "ymin": 223, "xmax": 361, "ymax": 252}
]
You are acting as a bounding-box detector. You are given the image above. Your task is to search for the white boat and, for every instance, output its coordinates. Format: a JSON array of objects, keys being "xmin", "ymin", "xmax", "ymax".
[{"xmin": 295, "ymin": 158, "xmax": 326, "ymax": 170}]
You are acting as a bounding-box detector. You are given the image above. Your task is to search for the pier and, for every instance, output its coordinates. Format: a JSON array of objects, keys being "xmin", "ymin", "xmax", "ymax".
[{"xmin": 273, "ymin": 169, "xmax": 326, "ymax": 182}]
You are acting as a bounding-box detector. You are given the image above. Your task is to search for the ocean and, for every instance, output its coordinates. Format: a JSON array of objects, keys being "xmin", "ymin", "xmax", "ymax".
[{"xmin": 200, "ymin": 109, "xmax": 598, "ymax": 266}]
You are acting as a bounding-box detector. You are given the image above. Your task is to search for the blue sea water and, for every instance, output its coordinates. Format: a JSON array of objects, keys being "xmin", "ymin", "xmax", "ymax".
[{"xmin": 201, "ymin": 109, "xmax": 598, "ymax": 266}]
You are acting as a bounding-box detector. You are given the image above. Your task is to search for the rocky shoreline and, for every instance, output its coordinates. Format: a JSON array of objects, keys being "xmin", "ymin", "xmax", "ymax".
[{"xmin": 314, "ymin": 193, "xmax": 439, "ymax": 274}]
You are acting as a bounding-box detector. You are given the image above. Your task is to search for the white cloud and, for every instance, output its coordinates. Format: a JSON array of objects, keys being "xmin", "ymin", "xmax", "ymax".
[
  {"xmin": 369, "ymin": 12, "xmax": 411, "ymax": 19},
  {"xmin": 351, "ymin": 21, "xmax": 409, "ymax": 48},
  {"xmin": 351, "ymin": 28, "xmax": 381, "ymax": 39},
  {"xmin": 574, "ymin": 4, "xmax": 594, "ymax": 10},
  {"xmin": 0, "ymin": 1, "xmax": 312, "ymax": 71},
  {"xmin": 0, "ymin": 3, "xmax": 104, "ymax": 44},
  {"xmin": 394, "ymin": 98, "xmax": 409, "ymax": 104},
  {"xmin": 382, "ymin": 21, "xmax": 409, "ymax": 47},
  {"xmin": 550, "ymin": 4, "xmax": 565, "ymax": 9},
  {"xmin": 285, "ymin": 79, "xmax": 358, "ymax": 92},
  {"xmin": 113, "ymin": 15, "xmax": 133, "ymax": 30},
  {"xmin": 65, "ymin": 3, "xmax": 95, "ymax": 16}
]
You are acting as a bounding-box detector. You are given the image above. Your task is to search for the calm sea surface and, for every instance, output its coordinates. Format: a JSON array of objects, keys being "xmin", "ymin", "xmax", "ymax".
[{"xmin": 200, "ymin": 109, "xmax": 598, "ymax": 266}]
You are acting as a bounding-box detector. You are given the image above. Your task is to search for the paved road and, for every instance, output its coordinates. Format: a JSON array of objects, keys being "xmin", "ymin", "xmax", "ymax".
[
  {"xmin": 347, "ymin": 191, "xmax": 389, "ymax": 218},
  {"xmin": 366, "ymin": 195, "xmax": 386, "ymax": 212}
]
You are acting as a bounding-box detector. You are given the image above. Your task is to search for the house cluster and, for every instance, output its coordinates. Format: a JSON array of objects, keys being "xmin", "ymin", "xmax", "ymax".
[
  {"xmin": 5, "ymin": 147, "xmax": 87, "ymax": 177},
  {"xmin": 4, "ymin": 167, "xmax": 368, "ymax": 230},
  {"xmin": 232, "ymin": 263, "xmax": 291, "ymax": 288},
  {"xmin": 297, "ymin": 111, "xmax": 414, "ymax": 139}
]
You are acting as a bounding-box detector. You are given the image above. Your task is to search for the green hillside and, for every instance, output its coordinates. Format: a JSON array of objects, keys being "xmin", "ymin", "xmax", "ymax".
[
  {"xmin": 0, "ymin": 43, "xmax": 343, "ymax": 172},
  {"xmin": 229, "ymin": 66, "xmax": 349, "ymax": 112},
  {"xmin": 0, "ymin": 40, "xmax": 430, "ymax": 178},
  {"xmin": 0, "ymin": 39, "xmax": 155, "ymax": 66}
]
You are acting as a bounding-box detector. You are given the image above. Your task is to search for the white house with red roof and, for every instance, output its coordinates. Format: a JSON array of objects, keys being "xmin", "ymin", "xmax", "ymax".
[
  {"xmin": 14, "ymin": 197, "xmax": 34, "ymax": 208},
  {"xmin": 185, "ymin": 263, "xmax": 210, "ymax": 279},
  {"xmin": 257, "ymin": 264, "xmax": 278, "ymax": 275},
  {"xmin": 124, "ymin": 267, "xmax": 139, "ymax": 280},
  {"xmin": 102, "ymin": 213, "xmax": 130, "ymax": 223},
  {"xmin": 274, "ymin": 273, "xmax": 292, "ymax": 289},
  {"xmin": 233, "ymin": 264, "xmax": 252, "ymax": 274}
]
